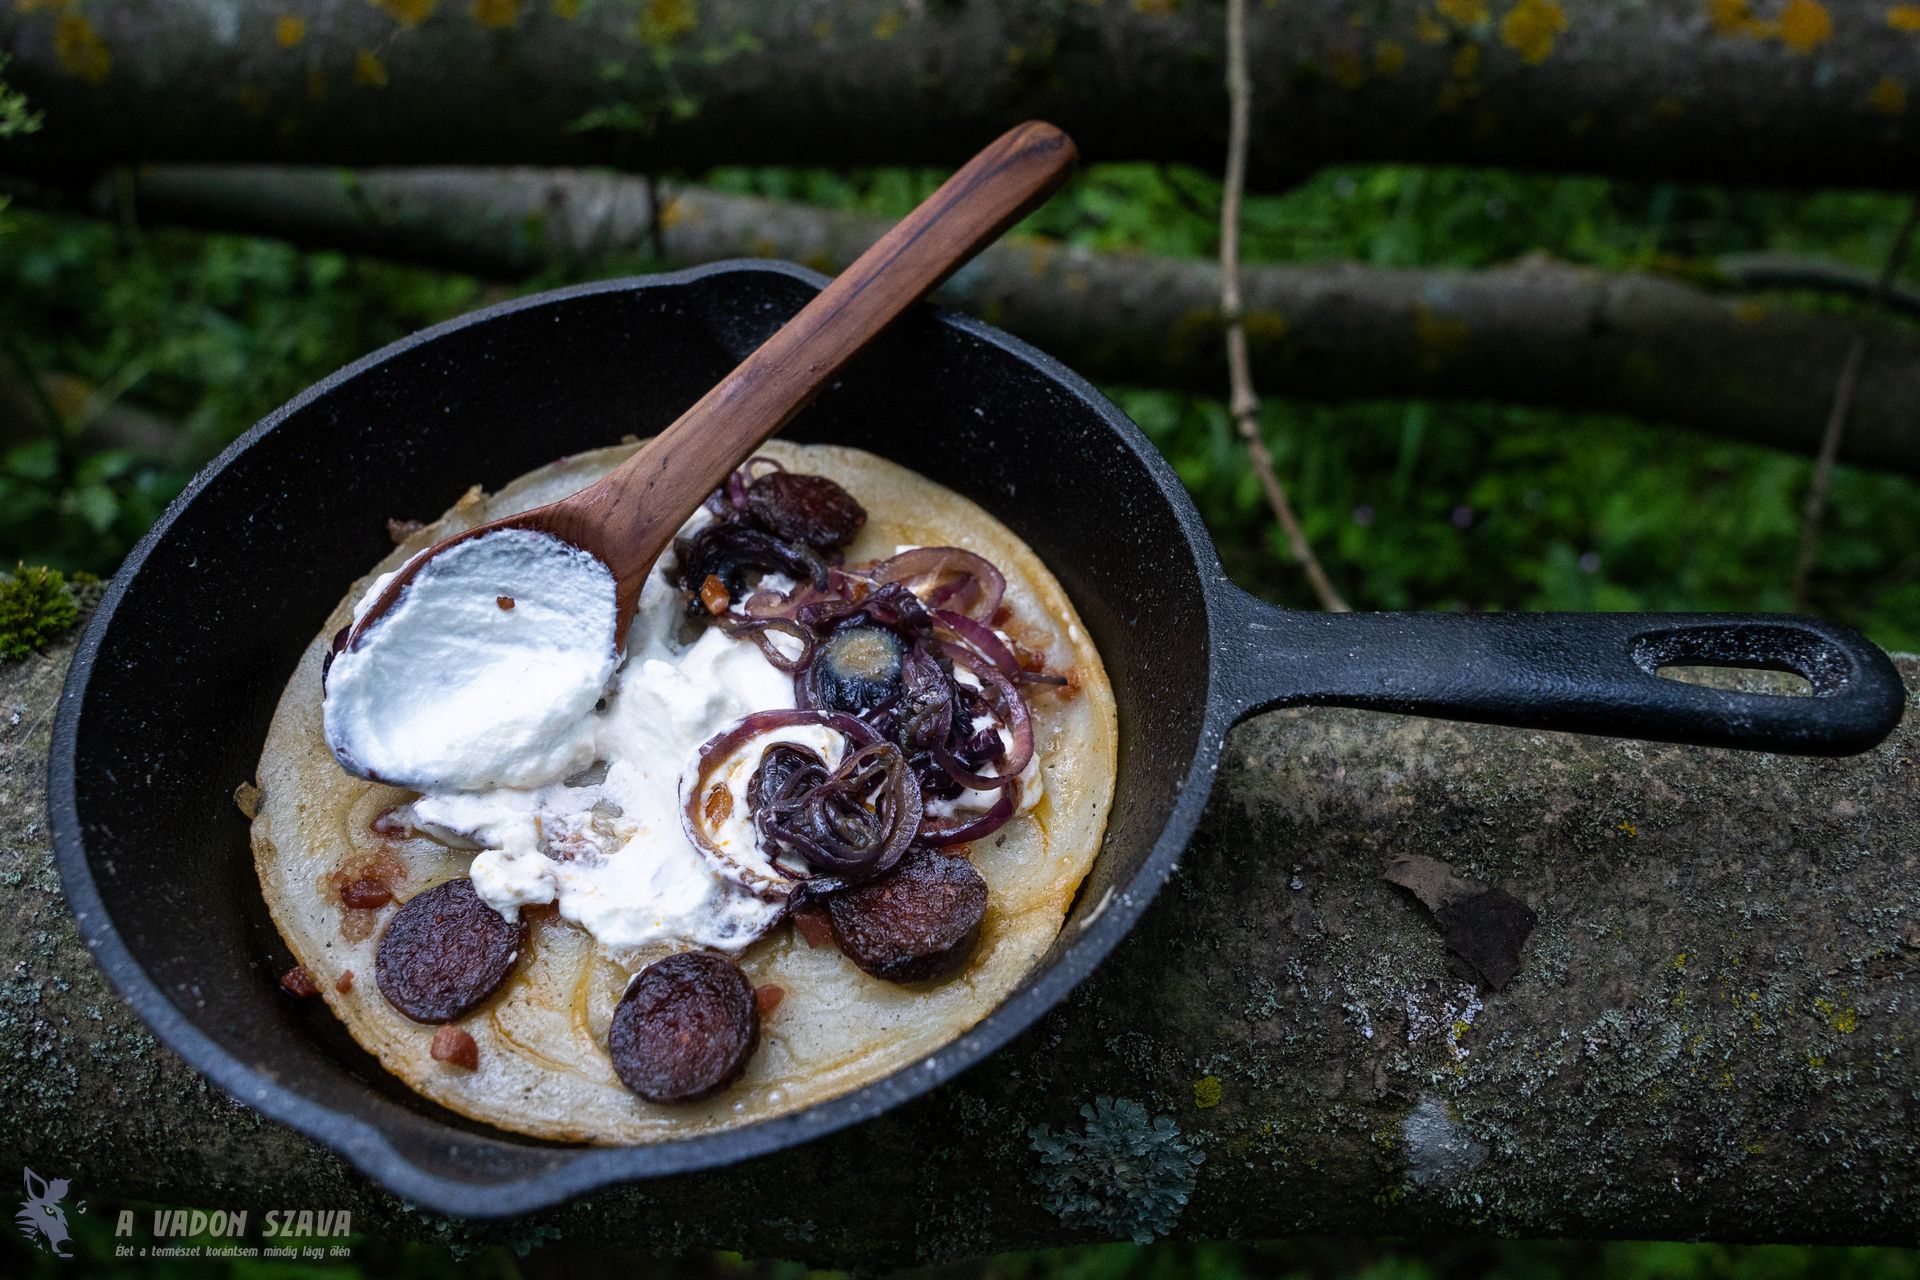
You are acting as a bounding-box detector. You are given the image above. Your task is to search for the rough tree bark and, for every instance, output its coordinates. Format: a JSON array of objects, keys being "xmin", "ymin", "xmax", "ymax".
[
  {"xmin": 4, "ymin": 611, "xmax": 1918, "ymax": 1264},
  {"xmin": 3, "ymin": 1, "xmax": 1920, "ymax": 189},
  {"xmin": 58, "ymin": 163, "xmax": 1920, "ymax": 476}
]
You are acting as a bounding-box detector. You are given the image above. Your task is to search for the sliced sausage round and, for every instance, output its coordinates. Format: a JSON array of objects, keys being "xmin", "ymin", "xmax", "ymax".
[
  {"xmin": 746, "ymin": 471, "xmax": 866, "ymax": 549},
  {"xmin": 608, "ymin": 951, "xmax": 760, "ymax": 1104},
  {"xmin": 827, "ymin": 847, "xmax": 988, "ymax": 983},
  {"xmin": 374, "ymin": 878, "xmax": 525, "ymax": 1023}
]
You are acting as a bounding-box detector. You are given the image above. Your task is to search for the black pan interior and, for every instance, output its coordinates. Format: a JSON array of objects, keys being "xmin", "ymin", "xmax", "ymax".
[{"xmin": 54, "ymin": 263, "xmax": 1226, "ymax": 1207}]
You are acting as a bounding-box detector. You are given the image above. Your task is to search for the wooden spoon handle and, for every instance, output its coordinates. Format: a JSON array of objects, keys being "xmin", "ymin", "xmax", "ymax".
[{"xmin": 586, "ymin": 121, "xmax": 1078, "ymax": 584}]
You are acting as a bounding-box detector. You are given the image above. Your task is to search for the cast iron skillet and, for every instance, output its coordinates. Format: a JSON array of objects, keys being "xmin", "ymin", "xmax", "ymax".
[{"xmin": 50, "ymin": 261, "xmax": 1906, "ymax": 1219}]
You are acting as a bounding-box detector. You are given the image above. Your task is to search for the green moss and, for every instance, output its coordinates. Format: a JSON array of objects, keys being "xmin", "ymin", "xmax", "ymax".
[{"xmin": 0, "ymin": 565, "xmax": 78, "ymax": 662}]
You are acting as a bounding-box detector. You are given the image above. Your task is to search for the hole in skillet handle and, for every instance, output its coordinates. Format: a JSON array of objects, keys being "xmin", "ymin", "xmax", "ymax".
[
  {"xmin": 1631, "ymin": 618, "xmax": 1867, "ymax": 697},
  {"xmin": 1617, "ymin": 615, "xmax": 1907, "ymax": 754}
]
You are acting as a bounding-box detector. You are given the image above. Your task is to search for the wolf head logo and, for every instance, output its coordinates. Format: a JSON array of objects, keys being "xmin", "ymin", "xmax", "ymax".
[{"xmin": 16, "ymin": 1168, "xmax": 73, "ymax": 1258}]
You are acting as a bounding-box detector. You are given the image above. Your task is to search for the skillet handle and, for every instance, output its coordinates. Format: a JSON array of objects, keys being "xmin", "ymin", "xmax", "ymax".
[{"xmin": 1213, "ymin": 586, "xmax": 1907, "ymax": 757}]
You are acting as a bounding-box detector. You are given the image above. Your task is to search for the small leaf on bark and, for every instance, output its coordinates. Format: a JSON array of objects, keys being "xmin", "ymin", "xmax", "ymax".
[{"xmin": 1384, "ymin": 854, "xmax": 1537, "ymax": 990}]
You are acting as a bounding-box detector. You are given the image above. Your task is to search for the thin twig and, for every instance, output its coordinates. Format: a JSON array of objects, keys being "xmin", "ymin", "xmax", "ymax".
[
  {"xmin": 1220, "ymin": 0, "xmax": 1348, "ymax": 612},
  {"xmin": 1791, "ymin": 194, "xmax": 1920, "ymax": 607}
]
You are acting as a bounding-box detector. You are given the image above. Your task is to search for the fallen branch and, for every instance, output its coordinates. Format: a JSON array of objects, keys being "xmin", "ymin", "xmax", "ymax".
[
  {"xmin": 5, "ymin": 607, "xmax": 1919, "ymax": 1262},
  {"xmin": 4, "ymin": 1, "xmax": 1920, "ymax": 189},
  {"xmin": 30, "ymin": 165, "xmax": 1920, "ymax": 476}
]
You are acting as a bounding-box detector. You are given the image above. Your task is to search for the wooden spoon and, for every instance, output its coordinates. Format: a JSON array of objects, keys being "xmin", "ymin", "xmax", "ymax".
[{"xmin": 341, "ymin": 121, "xmax": 1077, "ymax": 651}]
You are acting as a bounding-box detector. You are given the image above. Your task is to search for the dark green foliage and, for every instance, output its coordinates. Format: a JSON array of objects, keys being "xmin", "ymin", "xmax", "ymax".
[
  {"xmin": 0, "ymin": 213, "xmax": 477, "ymax": 572},
  {"xmin": 0, "ymin": 561, "xmax": 76, "ymax": 660}
]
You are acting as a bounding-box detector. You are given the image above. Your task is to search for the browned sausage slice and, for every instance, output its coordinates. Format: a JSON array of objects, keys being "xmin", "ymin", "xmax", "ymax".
[
  {"xmin": 373, "ymin": 877, "xmax": 526, "ymax": 1023},
  {"xmin": 608, "ymin": 951, "xmax": 760, "ymax": 1104},
  {"xmin": 826, "ymin": 847, "xmax": 987, "ymax": 983}
]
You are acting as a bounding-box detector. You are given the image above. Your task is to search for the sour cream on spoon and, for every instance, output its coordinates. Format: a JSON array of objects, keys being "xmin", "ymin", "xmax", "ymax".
[{"xmin": 322, "ymin": 529, "xmax": 619, "ymax": 792}]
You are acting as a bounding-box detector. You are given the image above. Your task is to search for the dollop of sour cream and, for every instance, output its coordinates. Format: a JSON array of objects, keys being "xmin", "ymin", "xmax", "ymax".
[
  {"xmin": 323, "ymin": 530, "xmax": 619, "ymax": 792},
  {"xmin": 328, "ymin": 511, "xmax": 1044, "ymax": 955}
]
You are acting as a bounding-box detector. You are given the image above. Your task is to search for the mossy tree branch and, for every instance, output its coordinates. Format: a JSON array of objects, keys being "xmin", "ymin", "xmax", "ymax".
[
  {"xmin": 36, "ymin": 164, "xmax": 1920, "ymax": 476},
  {"xmin": 5, "ymin": 611, "xmax": 1919, "ymax": 1263},
  {"xmin": 3, "ymin": 1, "xmax": 1919, "ymax": 188}
]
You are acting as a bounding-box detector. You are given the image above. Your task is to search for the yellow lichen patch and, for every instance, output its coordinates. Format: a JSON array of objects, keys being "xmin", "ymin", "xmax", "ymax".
[
  {"xmin": 1870, "ymin": 76, "xmax": 1908, "ymax": 115},
  {"xmin": 1134, "ymin": 0, "xmax": 1180, "ymax": 13},
  {"xmin": 1438, "ymin": 0, "xmax": 1489, "ymax": 24},
  {"xmin": 373, "ymin": 0, "xmax": 437, "ymax": 25},
  {"xmin": 53, "ymin": 14, "xmax": 111, "ymax": 83},
  {"xmin": 1374, "ymin": 39, "xmax": 1408, "ymax": 74},
  {"xmin": 1330, "ymin": 46, "xmax": 1368, "ymax": 89},
  {"xmin": 1777, "ymin": 0, "xmax": 1832, "ymax": 51},
  {"xmin": 1892, "ymin": 4, "xmax": 1920, "ymax": 29},
  {"xmin": 1814, "ymin": 996, "xmax": 1859, "ymax": 1033},
  {"xmin": 1193, "ymin": 1076, "xmax": 1222, "ymax": 1109},
  {"xmin": 552, "ymin": 0, "xmax": 580, "ymax": 16},
  {"xmin": 276, "ymin": 14, "xmax": 308, "ymax": 47},
  {"xmin": 656, "ymin": 196, "xmax": 687, "ymax": 229},
  {"xmin": 871, "ymin": 8, "xmax": 902, "ymax": 39},
  {"xmin": 637, "ymin": 0, "xmax": 697, "ymax": 44},
  {"xmin": 1674, "ymin": 952, "xmax": 1688, "ymax": 970},
  {"xmin": 811, "ymin": 16, "xmax": 832, "ymax": 38},
  {"xmin": 1617, "ymin": 820, "xmax": 1638, "ymax": 838},
  {"xmin": 1499, "ymin": 0, "xmax": 1566, "ymax": 64},
  {"xmin": 353, "ymin": 49, "xmax": 390, "ymax": 86},
  {"xmin": 473, "ymin": 0, "xmax": 522, "ymax": 27},
  {"xmin": 1709, "ymin": 0, "xmax": 1772, "ymax": 37}
]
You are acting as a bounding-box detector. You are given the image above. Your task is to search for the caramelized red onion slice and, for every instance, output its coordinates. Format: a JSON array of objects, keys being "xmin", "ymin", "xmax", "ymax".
[
  {"xmin": 723, "ymin": 455, "xmax": 786, "ymax": 512},
  {"xmin": 920, "ymin": 790, "xmax": 1016, "ymax": 847},
  {"xmin": 935, "ymin": 650, "xmax": 1035, "ymax": 791},
  {"xmin": 681, "ymin": 709, "xmax": 921, "ymax": 896},
  {"xmin": 759, "ymin": 739, "xmax": 921, "ymax": 881},
  {"xmin": 869, "ymin": 547, "xmax": 1005, "ymax": 622},
  {"xmin": 716, "ymin": 615, "xmax": 815, "ymax": 673},
  {"xmin": 932, "ymin": 609, "xmax": 1021, "ymax": 678}
]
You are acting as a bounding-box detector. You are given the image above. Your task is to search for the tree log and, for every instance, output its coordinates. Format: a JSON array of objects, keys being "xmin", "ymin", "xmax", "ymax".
[
  {"xmin": 57, "ymin": 163, "xmax": 1920, "ymax": 476},
  {"xmin": 4, "ymin": 604, "xmax": 1919, "ymax": 1263},
  {"xmin": 3, "ymin": 1, "xmax": 1920, "ymax": 188}
]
